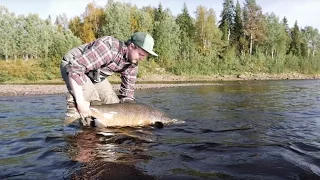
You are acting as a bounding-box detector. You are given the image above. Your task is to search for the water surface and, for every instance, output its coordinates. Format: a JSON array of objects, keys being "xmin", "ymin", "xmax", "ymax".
[{"xmin": 1, "ymin": 80, "xmax": 320, "ymax": 180}]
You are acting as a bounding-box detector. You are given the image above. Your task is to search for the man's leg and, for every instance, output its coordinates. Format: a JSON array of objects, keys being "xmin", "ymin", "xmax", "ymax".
[
  {"xmin": 61, "ymin": 60, "xmax": 101, "ymax": 102},
  {"xmin": 94, "ymin": 78, "xmax": 120, "ymax": 104}
]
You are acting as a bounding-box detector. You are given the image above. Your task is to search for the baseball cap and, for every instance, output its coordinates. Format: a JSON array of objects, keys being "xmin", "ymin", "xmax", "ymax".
[{"xmin": 130, "ymin": 32, "xmax": 158, "ymax": 57}]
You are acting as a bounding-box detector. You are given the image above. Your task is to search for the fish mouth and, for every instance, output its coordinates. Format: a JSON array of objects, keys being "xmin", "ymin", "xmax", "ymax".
[{"xmin": 171, "ymin": 119, "xmax": 185, "ymax": 124}]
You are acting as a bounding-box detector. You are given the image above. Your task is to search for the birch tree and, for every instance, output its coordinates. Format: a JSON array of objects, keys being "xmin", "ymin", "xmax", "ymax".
[
  {"xmin": 195, "ymin": 6, "xmax": 222, "ymax": 55},
  {"xmin": 243, "ymin": 0, "xmax": 266, "ymax": 55}
]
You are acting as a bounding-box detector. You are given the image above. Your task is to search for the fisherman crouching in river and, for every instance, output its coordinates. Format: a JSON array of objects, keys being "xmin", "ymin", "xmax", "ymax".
[{"xmin": 60, "ymin": 32, "xmax": 158, "ymax": 126}]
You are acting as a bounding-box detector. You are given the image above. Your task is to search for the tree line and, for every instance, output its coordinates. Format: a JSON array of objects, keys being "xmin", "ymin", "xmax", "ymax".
[{"xmin": 0, "ymin": 0, "xmax": 319, "ymax": 82}]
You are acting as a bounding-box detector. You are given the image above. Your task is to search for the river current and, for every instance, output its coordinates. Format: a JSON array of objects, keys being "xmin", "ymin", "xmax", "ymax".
[{"xmin": 1, "ymin": 80, "xmax": 320, "ymax": 179}]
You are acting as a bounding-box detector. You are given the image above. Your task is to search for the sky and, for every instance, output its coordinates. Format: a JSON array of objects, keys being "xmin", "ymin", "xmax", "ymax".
[{"xmin": 1, "ymin": 0, "xmax": 319, "ymax": 30}]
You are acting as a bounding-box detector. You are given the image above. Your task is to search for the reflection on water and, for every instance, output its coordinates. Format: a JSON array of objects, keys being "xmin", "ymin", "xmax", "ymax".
[
  {"xmin": 0, "ymin": 80, "xmax": 320, "ymax": 179},
  {"xmin": 65, "ymin": 127, "xmax": 156, "ymax": 179}
]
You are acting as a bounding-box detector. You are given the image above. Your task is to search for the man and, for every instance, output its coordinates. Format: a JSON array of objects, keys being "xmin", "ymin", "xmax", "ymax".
[{"xmin": 60, "ymin": 32, "xmax": 158, "ymax": 125}]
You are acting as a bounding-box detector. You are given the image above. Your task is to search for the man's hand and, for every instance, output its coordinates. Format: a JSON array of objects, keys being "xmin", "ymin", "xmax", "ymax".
[
  {"xmin": 120, "ymin": 97, "xmax": 136, "ymax": 103},
  {"xmin": 68, "ymin": 76, "xmax": 91, "ymax": 124}
]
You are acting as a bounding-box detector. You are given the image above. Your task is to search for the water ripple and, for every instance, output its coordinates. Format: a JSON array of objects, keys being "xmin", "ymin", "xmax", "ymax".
[{"xmin": 0, "ymin": 81, "xmax": 320, "ymax": 179}]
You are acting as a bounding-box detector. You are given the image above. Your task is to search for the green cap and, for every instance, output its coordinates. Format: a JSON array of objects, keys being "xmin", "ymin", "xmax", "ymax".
[{"xmin": 130, "ymin": 32, "xmax": 158, "ymax": 57}]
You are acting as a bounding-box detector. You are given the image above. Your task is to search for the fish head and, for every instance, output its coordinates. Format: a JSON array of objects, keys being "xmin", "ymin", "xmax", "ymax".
[{"xmin": 158, "ymin": 114, "xmax": 185, "ymax": 125}]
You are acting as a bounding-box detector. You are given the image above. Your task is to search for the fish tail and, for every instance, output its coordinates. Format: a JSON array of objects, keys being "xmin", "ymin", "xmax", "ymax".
[
  {"xmin": 63, "ymin": 112, "xmax": 81, "ymax": 126},
  {"xmin": 63, "ymin": 108, "xmax": 105, "ymax": 126}
]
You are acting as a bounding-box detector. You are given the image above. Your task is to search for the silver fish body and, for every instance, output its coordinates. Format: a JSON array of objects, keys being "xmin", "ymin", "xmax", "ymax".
[{"xmin": 64, "ymin": 103, "xmax": 183, "ymax": 128}]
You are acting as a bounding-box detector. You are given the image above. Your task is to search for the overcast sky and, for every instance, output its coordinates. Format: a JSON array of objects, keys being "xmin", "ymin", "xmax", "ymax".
[{"xmin": 1, "ymin": 0, "xmax": 319, "ymax": 30}]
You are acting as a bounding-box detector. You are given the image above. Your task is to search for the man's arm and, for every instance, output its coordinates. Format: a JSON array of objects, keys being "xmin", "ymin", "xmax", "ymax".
[
  {"xmin": 119, "ymin": 65, "xmax": 138, "ymax": 101},
  {"xmin": 68, "ymin": 76, "xmax": 91, "ymax": 118}
]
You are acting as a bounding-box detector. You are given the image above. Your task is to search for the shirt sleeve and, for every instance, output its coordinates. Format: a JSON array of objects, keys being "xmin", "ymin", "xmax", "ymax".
[
  {"xmin": 119, "ymin": 65, "xmax": 138, "ymax": 99},
  {"xmin": 66, "ymin": 38, "xmax": 116, "ymax": 85}
]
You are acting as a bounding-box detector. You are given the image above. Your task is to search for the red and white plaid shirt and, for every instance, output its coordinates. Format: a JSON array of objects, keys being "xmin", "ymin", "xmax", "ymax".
[{"xmin": 66, "ymin": 36, "xmax": 138, "ymax": 98}]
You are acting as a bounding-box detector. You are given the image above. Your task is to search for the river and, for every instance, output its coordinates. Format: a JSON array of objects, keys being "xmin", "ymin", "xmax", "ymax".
[{"xmin": 1, "ymin": 79, "xmax": 320, "ymax": 180}]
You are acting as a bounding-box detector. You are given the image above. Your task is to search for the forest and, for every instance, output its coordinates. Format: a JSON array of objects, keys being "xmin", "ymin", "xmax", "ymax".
[{"xmin": 0, "ymin": 0, "xmax": 319, "ymax": 82}]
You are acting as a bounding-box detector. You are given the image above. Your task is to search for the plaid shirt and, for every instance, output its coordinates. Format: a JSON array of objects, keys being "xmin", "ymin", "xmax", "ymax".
[{"xmin": 65, "ymin": 36, "xmax": 138, "ymax": 98}]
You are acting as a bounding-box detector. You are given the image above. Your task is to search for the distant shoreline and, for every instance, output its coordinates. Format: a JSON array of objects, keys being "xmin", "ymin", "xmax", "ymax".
[
  {"xmin": 0, "ymin": 73, "xmax": 319, "ymax": 96},
  {"xmin": 0, "ymin": 83, "xmax": 224, "ymax": 97}
]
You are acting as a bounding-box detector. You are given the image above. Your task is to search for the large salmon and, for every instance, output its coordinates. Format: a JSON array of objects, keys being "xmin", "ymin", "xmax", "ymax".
[{"xmin": 63, "ymin": 103, "xmax": 183, "ymax": 128}]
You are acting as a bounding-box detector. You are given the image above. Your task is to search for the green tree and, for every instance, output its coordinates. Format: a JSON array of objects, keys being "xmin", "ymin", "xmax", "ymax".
[
  {"xmin": 41, "ymin": 18, "xmax": 54, "ymax": 60},
  {"xmin": 55, "ymin": 13, "xmax": 68, "ymax": 31},
  {"xmin": 194, "ymin": 6, "xmax": 224, "ymax": 74},
  {"xmin": 152, "ymin": 4, "xmax": 181, "ymax": 68},
  {"xmin": 314, "ymin": 31, "xmax": 320, "ymax": 57},
  {"xmin": 130, "ymin": 6, "xmax": 153, "ymax": 33},
  {"xmin": 233, "ymin": 0, "xmax": 246, "ymax": 56},
  {"xmin": 0, "ymin": 6, "xmax": 15, "ymax": 61},
  {"xmin": 83, "ymin": 2, "xmax": 106, "ymax": 38},
  {"xmin": 219, "ymin": 0, "xmax": 235, "ymax": 42},
  {"xmin": 302, "ymin": 26, "xmax": 319, "ymax": 57},
  {"xmin": 102, "ymin": 0, "xmax": 131, "ymax": 40},
  {"xmin": 47, "ymin": 28, "xmax": 81, "ymax": 64},
  {"xmin": 69, "ymin": 16, "xmax": 82, "ymax": 40},
  {"xmin": 153, "ymin": 3, "xmax": 165, "ymax": 22},
  {"xmin": 176, "ymin": 3, "xmax": 195, "ymax": 40},
  {"xmin": 23, "ymin": 14, "xmax": 45, "ymax": 59},
  {"xmin": 289, "ymin": 21, "xmax": 302, "ymax": 56},
  {"xmin": 175, "ymin": 3, "xmax": 196, "ymax": 64},
  {"xmin": 282, "ymin": 16, "xmax": 291, "ymax": 54},
  {"xmin": 0, "ymin": 6, "xmax": 81, "ymax": 62},
  {"xmin": 264, "ymin": 13, "xmax": 287, "ymax": 59},
  {"xmin": 194, "ymin": 6, "xmax": 222, "ymax": 55},
  {"xmin": 13, "ymin": 15, "xmax": 28, "ymax": 59},
  {"xmin": 141, "ymin": 6, "xmax": 155, "ymax": 24}
]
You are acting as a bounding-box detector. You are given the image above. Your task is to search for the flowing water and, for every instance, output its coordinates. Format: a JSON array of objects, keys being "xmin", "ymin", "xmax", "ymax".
[{"xmin": 1, "ymin": 80, "xmax": 320, "ymax": 180}]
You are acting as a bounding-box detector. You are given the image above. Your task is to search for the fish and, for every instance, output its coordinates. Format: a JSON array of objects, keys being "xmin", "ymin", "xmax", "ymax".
[{"xmin": 63, "ymin": 103, "xmax": 184, "ymax": 128}]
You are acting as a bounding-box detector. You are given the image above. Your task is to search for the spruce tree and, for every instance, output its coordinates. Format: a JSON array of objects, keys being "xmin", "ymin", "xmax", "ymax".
[
  {"xmin": 289, "ymin": 21, "xmax": 302, "ymax": 56},
  {"xmin": 219, "ymin": 0, "xmax": 235, "ymax": 42},
  {"xmin": 233, "ymin": 0, "xmax": 246, "ymax": 55}
]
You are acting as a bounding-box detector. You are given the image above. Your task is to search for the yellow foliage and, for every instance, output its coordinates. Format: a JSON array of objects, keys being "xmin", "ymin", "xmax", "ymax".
[
  {"xmin": 81, "ymin": 23, "xmax": 96, "ymax": 43},
  {"xmin": 0, "ymin": 60, "xmax": 47, "ymax": 81}
]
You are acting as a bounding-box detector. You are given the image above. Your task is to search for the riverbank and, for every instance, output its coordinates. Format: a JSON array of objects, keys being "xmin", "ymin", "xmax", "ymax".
[{"xmin": 0, "ymin": 73, "xmax": 319, "ymax": 96}]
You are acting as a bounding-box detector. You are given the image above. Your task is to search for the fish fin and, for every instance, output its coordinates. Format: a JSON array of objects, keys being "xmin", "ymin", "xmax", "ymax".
[{"xmin": 90, "ymin": 108, "xmax": 108, "ymax": 127}]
